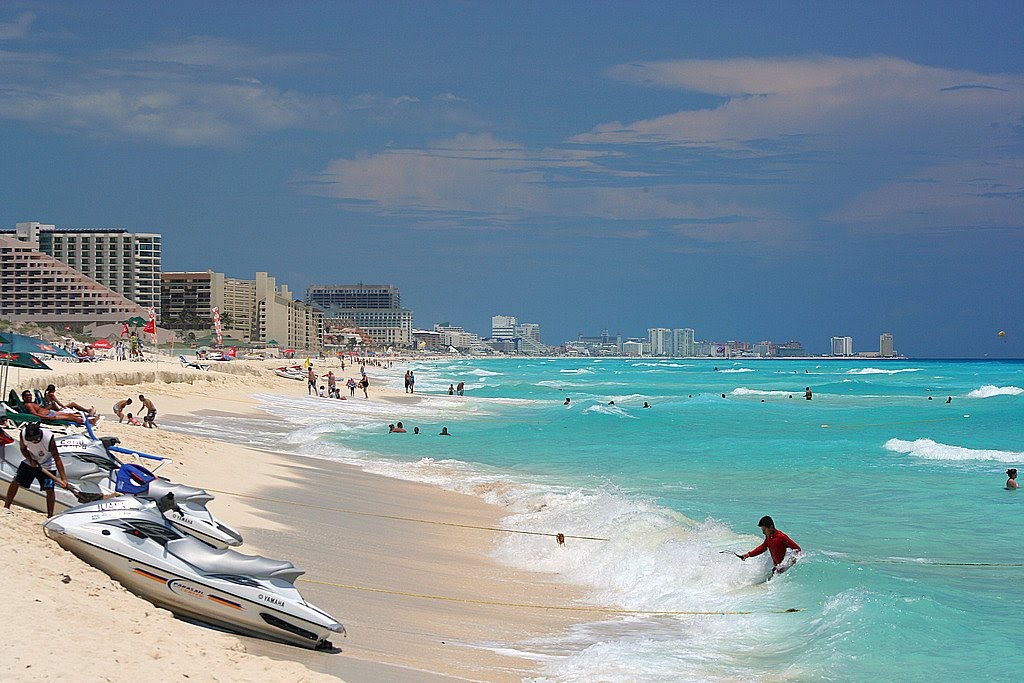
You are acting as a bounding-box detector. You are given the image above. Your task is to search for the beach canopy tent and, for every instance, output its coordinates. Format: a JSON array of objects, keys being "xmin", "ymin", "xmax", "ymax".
[{"xmin": 125, "ymin": 316, "xmax": 148, "ymax": 327}]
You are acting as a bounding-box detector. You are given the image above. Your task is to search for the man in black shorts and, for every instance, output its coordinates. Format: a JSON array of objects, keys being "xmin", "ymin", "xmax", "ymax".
[
  {"xmin": 138, "ymin": 394, "xmax": 157, "ymax": 428},
  {"xmin": 4, "ymin": 423, "xmax": 69, "ymax": 516}
]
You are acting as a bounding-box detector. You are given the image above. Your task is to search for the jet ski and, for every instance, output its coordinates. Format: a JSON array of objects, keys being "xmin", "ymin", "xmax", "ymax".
[
  {"xmin": 44, "ymin": 496, "xmax": 344, "ymax": 650},
  {"xmin": 0, "ymin": 428, "xmax": 243, "ymax": 549}
]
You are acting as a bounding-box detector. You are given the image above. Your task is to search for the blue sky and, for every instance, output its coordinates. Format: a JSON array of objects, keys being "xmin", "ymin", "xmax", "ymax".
[{"xmin": 2, "ymin": 2, "xmax": 1022, "ymax": 357}]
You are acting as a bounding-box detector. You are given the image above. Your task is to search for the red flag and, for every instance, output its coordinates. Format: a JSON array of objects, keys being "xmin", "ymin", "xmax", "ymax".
[
  {"xmin": 121, "ymin": 323, "xmax": 129, "ymax": 337},
  {"xmin": 143, "ymin": 319, "xmax": 156, "ymax": 335},
  {"xmin": 226, "ymin": 346, "xmax": 236, "ymax": 358}
]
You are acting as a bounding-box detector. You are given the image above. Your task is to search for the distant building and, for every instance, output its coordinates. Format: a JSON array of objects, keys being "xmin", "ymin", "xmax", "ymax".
[
  {"xmin": 435, "ymin": 323, "xmax": 481, "ymax": 352},
  {"xmin": 673, "ymin": 328, "xmax": 695, "ymax": 357},
  {"xmin": 622, "ymin": 340, "xmax": 644, "ymax": 357},
  {"xmin": 775, "ymin": 341, "xmax": 807, "ymax": 357},
  {"xmin": 491, "ymin": 315, "xmax": 517, "ymax": 339},
  {"xmin": 573, "ymin": 329, "xmax": 622, "ymax": 355},
  {"xmin": 831, "ymin": 336, "xmax": 853, "ymax": 356},
  {"xmin": 161, "ymin": 270, "xmax": 321, "ymax": 350},
  {"xmin": 648, "ymin": 328, "xmax": 672, "ymax": 356},
  {"xmin": 307, "ymin": 283, "xmax": 412, "ymax": 349},
  {"xmin": 880, "ymin": 332, "xmax": 895, "ymax": 357},
  {"xmin": 4, "ymin": 221, "xmax": 162, "ymax": 316},
  {"xmin": 0, "ymin": 233, "xmax": 148, "ymax": 325}
]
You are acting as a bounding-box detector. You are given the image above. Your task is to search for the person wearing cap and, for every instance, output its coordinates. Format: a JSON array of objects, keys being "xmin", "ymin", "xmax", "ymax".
[
  {"xmin": 4, "ymin": 423, "xmax": 69, "ymax": 517},
  {"xmin": 1007, "ymin": 469, "xmax": 1019, "ymax": 490},
  {"xmin": 739, "ymin": 515, "xmax": 802, "ymax": 574}
]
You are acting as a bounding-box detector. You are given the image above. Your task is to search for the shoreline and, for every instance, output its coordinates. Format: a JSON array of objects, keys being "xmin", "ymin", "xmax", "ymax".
[{"xmin": 2, "ymin": 355, "xmax": 589, "ymax": 681}]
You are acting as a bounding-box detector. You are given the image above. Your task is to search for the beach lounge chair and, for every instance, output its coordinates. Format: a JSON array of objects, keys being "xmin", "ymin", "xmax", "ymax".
[
  {"xmin": 180, "ymin": 355, "xmax": 211, "ymax": 371},
  {"xmin": 1, "ymin": 402, "xmax": 76, "ymax": 428}
]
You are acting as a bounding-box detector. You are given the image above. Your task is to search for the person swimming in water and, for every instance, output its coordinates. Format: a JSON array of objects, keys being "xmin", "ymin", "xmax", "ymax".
[{"xmin": 1007, "ymin": 468, "xmax": 1019, "ymax": 490}]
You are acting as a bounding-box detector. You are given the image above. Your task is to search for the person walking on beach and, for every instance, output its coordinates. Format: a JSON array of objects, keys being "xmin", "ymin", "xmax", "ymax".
[
  {"xmin": 739, "ymin": 515, "xmax": 802, "ymax": 575},
  {"xmin": 408, "ymin": 371, "xmax": 415, "ymax": 394},
  {"xmin": 347, "ymin": 377, "xmax": 357, "ymax": 397},
  {"xmin": 4, "ymin": 423, "xmax": 69, "ymax": 517},
  {"xmin": 327, "ymin": 371, "xmax": 337, "ymax": 398},
  {"xmin": 359, "ymin": 375, "xmax": 369, "ymax": 399},
  {"xmin": 113, "ymin": 398, "xmax": 133, "ymax": 423},
  {"xmin": 307, "ymin": 367, "xmax": 317, "ymax": 396},
  {"xmin": 1007, "ymin": 468, "xmax": 1019, "ymax": 490},
  {"xmin": 138, "ymin": 394, "xmax": 157, "ymax": 428}
]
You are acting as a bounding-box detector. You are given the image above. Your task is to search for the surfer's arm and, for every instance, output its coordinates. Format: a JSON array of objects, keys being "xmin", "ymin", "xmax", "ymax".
[{"xmin": 742, "ymin": 541, "xmax": 768, "ymax": 560}]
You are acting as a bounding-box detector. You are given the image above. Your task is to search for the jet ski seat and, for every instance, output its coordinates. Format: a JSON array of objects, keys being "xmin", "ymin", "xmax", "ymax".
[
  {"xmin": 146, "ymin": 479, "xmax": 214, "ymax": 505},
  {"xmin": 164, "ymin": 536, "xmax": 304, "ymax": 584}
]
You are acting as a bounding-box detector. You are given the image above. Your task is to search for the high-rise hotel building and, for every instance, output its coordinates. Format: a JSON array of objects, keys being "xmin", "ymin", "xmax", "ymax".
[
  {"xmin": 831, "ymin": 336, "xmax": 854, "ymax": 356},
  {"xmin": 880, "ymin": 332, "xmax": 895, "ymax": 358},
  {"xmin": 306, "ymin": 283, "xmax": 412, "ymax": 349},
  {"xmin": 4, "ymin": 221, "xmax": 162, "ymax": 317}
]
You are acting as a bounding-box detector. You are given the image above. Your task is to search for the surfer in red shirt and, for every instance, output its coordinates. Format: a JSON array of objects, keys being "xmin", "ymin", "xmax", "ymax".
[{"xmin": 740, "ymin": 515, "xmax": 801, "ymax": 574}]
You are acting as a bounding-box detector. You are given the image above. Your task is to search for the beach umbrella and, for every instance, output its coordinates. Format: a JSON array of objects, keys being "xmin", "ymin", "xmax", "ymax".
[
  {"xmin": 0, "ymin": 350, "xmax": 52, "ymax": 398},
  {"xmin": 0, "ymin": 332, "xmax": 76, "ymax": 359},
  {"xmin": 92, "ymin": 339, "xmax": 113, "ymax": 350}
]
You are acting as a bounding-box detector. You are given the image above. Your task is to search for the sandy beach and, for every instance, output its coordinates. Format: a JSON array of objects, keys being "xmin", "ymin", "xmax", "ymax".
[{"xmin": 0, "ymin": 353, "xmax": 589, "ymax": 682}]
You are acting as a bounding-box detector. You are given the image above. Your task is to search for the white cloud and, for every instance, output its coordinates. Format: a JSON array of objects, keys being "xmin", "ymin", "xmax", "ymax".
[
  {"xmin": 579, "ymin": 56, "xmax": 1024, "ymax": 154},
  {"xmin": 129, "ymin": 35, "xmax": 325, "ymax": 71},
  {"xmin": 0, "ymin": 12, "xmax": 34, "ymax": 40},
  {"xmin": 829, "ymin": 160, "xmax": 1024, "ymax": 231}
]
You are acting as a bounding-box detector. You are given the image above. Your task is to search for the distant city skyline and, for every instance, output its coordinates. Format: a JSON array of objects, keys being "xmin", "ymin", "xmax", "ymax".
[{"xmin": 1, "ymin": 3, "xmax": 1021, "ymax": 358}]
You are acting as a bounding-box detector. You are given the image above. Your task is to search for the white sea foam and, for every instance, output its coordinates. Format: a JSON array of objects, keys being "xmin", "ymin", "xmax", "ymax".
[
  {"xmin": 846, "ymin": 368, "xmax": 922, "ymax": 375},
  {"xmin": 731, "ymin": 387, "xmax": 797, "ymax": 397},
  {"xmin": 582, "ymin": 403, "xmax": 636, "ymax": 418},
  {"xmin": 467, "ymin": 368, "xmax": 503, "ymax": 376},
  {"xmin": 884, "ymin": 438, "xmax": 1024, "ymax": 463},
  {"xmin": 560, "ymin": 368, "xmax": 596, "ymax": 374},
  {"xmin": 718, "ymin": 367, "xmax": 754, "ymax": 373},
  {"xmin": 966, "ymin": 385, "xmax": 1023, "ymax": 398}
]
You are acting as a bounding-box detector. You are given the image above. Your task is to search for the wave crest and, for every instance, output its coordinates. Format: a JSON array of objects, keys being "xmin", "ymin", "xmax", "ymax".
[
  {"xmin": 966, "ymin": 385, "xmax": 1023, "ymax": 398},
  {"xmin": 884, "ymin": 438, "xmax": 1024, "ymax": 463}
]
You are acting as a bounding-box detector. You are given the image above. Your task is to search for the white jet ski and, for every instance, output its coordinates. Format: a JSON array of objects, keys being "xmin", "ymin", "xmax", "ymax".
[
  {"xmin": 0, "ymin": 428, "xmax": 243, "ymax": 549},
  {"xmin": 44, "ymin": 496, "xmax": 345, "ymax": 650}
]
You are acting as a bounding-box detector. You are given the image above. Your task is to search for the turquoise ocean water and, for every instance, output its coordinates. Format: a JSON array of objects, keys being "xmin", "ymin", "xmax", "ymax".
[{"xmin": 185, "ymin": 358, "xmax": 1024, "ymax": 681}]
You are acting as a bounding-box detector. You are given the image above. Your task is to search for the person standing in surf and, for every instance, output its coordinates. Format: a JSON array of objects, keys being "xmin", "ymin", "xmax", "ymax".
[{"xmin": 740, "ymin": 515, "xmax": 802, "ymax": 574}]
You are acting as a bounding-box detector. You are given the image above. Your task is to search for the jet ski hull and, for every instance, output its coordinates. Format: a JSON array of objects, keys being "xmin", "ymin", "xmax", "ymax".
[{"xmin": 44, "ymin": 500, "xmax": 343, "ymax": 649}]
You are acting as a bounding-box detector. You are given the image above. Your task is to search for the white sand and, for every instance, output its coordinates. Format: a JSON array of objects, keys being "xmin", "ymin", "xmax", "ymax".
[{"xmin": 1, "ymin": 355, "xmax": 588, "ymax": 681}]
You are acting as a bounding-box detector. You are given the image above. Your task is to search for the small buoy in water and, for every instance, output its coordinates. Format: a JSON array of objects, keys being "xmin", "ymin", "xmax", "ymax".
[
  {"xmin": 963, "ymin": 414, "xmax": 970, "ymax": 418},
  {"xmin": 821, "ymin": 424, "xmax": 830, "ymax": 428}
]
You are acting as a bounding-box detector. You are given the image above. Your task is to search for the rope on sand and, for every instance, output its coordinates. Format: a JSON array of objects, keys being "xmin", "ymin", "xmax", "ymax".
[
  {"xmin": 202, "ymin": 487, "xmax": 609, "ymax": 543},
  {"xmin": 297, "ymin": 577, "xmax": 805, "ymax": 615}
]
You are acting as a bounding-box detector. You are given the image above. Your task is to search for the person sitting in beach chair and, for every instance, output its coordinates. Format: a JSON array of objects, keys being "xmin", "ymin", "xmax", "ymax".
[
  {"xmin": 179, "ymin": 354, "xmax": 211, "ymax": 371},
  {"xmin": 20, "ymin": 391, "xmax": 100, "ymax": 427}
]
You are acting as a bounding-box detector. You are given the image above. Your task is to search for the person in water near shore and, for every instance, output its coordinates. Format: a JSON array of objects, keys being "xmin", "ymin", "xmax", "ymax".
[
  {"xmin": 4, "ymin": 423, "xmax": 68, "ymax": 517},
  {"xmin": 439, "ymin": 427, "xmax": 450, "ymax": 436},
  {"xmin": 804, "ymin": 387, "xmax": 813, "ymax": 400},
  {"xmin": 563, "ymin": 398, "xmax": 571, "ymax": 406},
  {"xmin": 740, "ymin": 515, "xmax": 802, "ymax": 574},
  {"xmin": 1007, "ymin": 469, "xmax": 1018, "ymax": 490},
  {"xmin": 393, "ymin": 421, "xmax": 407, "ymax": 433}
]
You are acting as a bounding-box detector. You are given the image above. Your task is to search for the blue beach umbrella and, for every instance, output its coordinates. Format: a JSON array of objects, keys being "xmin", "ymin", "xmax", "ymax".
[{"xmin": 0, "ymin": 333, "xmax": 76, "ymax": 359}]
